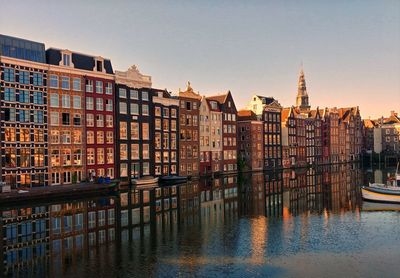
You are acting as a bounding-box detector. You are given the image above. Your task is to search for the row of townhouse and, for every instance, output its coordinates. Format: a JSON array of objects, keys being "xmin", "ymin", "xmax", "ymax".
[
  {"xmin": 0, "ymin": 34, "xmax": 241, "ymax": 188},
  {"xmin": 0, "ymin": 33, "xmax": 367, "ymax": 188},
  {"xmin": 237, "ymin": 70, "xmax": 363, "ymax": 170},
  {"xmin": 363, "ymin": 111, "xmax": 400, "ymax": 155}
]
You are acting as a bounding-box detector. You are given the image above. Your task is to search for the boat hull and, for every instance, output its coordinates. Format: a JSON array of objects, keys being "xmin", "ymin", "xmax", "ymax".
[
  {"xmin": 362, "ymin": 187, "xmax": 400, "ymax": 204},
  {"xmin": 132, "ymin": 177, "xmax": 159, "ymax": 186}
]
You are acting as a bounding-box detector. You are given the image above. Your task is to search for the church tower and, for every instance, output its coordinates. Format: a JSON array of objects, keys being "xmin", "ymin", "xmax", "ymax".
[{"xmin": 296, "ymin": 68, "xmax": 311, "ymax": 112}]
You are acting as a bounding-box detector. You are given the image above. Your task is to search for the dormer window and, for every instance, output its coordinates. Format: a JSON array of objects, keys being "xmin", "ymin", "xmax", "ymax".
[
  {"xmin": 60, "ymin": 50, "xmax": 73, "ymax": 67},
  {"xmin": 94, "ymin": 57, "xmax": 105, "ymax": 73}
]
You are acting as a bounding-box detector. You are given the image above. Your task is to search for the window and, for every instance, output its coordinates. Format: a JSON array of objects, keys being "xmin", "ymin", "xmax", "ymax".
[
  {"xmin": 105, "ymin": 82, "xmax": 113, "ymax": 95},
  {"xmin": 97, "ymin": 148, "xmax": 105, "ymax": 164},
  {"xmin": 50, "ymin": 112, "xmax": 59, "ymax": 126},
  {"xmin": 20, "ymin": 71, "xmax": 30, "ymax": 84},
  {"xmin": 96, "ymin": 81, "xmax": 103, "ymax": 94},
  {"xmin": 4, "ymin": 148, "xmax": 16, "ymax": 167},
  {"xmin": 120, "ymin": 122, "xmax": 127, "ymax": 139},
  {"xmin": 86, "ymin": 80, "xmax": 93, "ymax": 92},
  {"xmin": 106, "ymin": 148, "xmax": 114, "ymax": 163},
  {"xmin": 20, "ymin": 128, "xmax": 30, "ymax": 142},
  {"xmin": 73, "ymin": 96, "xmax": 81, "ymax": 109},
  {"xmin": 142, "ymin": 91, "xmax": 149, "ymax": 101},
  {"xmin": 106, "ymin": 115, "xmax": 113, "ymax": 127},
  {"xmin": 143, "ymin": 144, "xmax": 149, "ymax": 159},
  {"xmin": 130, "ymin": 103, "xmax": 139, "ymax": 115},
  {"xmin": 96, "ymin": 98, "xmax": 103, "ymax": 111},
  {"xmin": 86, "ymin": 97, "xmax": 94, "ymax": 110},
  {"xmin": 74, "ymin": 150, "xmax": 82, "ymax": 165},
  {"xmin": 143, "ymin": 162, "xmax": 150, "ymax": 175},
  {"xmin": 130, "ymin": 89, "xmax": 139, "ymax": 99},
  {"xmin": 61, "ymin": 76, "xmax": 70, "ymax": 90},
  {"xmin": 155, "ymin": 107, "xmax": 161, "ymax": 116},
  {"xmin": 34, "ymin": 129, "xmax": 44, "ymax": 142},
  {"xmin": 142, "ymin": 123, "xmax": 149, "ymax": 140},
  {"xmin": 171, "ymin": 109, "xmax": 177, "ymax": 118},
  {"xmin": 61, "ymin": 131, "xmax": 71, "ymax": 144},
  {"xmin": 155, "ymin": 118, "xmax": 161, "ymax": 130},
  {"xmin": 34, "ymin": 148, "xmax": 45, "ymax": 167},
  {"xmin": 32, "ymin": 73, "xmax": 43, "ymax": 86},
  {"xmin": 4, "ymin": 88, "xmax": 16, "ymax": 102},
  {"xmin": 87, "ymin": 149, "xmax": 95, "ymax": 165},
  {"xmin": 119, "ymin": 88, "xmax": 127, "ymax": 98},
  {"xmin": 33, "ymin": 92, "xmax": 43, "ymax": 104},
  {"xmin": 120, "ymin": 163, "xmax": 128, "ymax": 177},
  {"xmin": 73, "ymin": 78, "xmax": 81, "ymax": 91},
  {"xmin": 163, "ymin": 108, "xmax": 169, "ymax": 117},
  {"xmin": 62, "ymin": 53, "xmax": 71, "ymax": 66},
  {"xmin": 106, "ymin": 99, "xmax": 113, "ymax": 111},
  {"xmin": 186, "ymin": 101, "xmax": 192, "ymax": 111},
  {"xmin": 20, "ymin": 148, "xmax": 30, "ymax": 167},
  {"xmin": 74, "ymin": 114, "xmax": 82, "ymax": 126},
  {"xmin": 96, "ymin": 115, "xmax": 104, "ymax": 127},
  {"xmin": 106, "ymin": 132, "xmax": 113, "ymax": 144},
  {"xmin": 131, "ymin": 144, "xmax": 139, "ymax": 159},
  {"xmin": 5, "ymin": 128, "xmax": 16, "ymax": 142},
  {"xmin": 4, "ymin": 108, "xmax": 16, "ymax": 122},
  {"xmin": 86, "ymin": 114, "xmax": 94, "ymax": 126},
  {"xmin": 50, "ymin": 93, "xmax": 59, "ymax": 107},
  {"xmin": 19, "ymin": 90, "xmax": 30, "ymax": 103},
  {"xmin": 4, "ymin": 68, "xmax": 15, "ymax": 82},
  {"xmin": 119, "ymin": 102, "xmax": 127, "ymax": 114},
  {"xmin": 120, "ymin": 144, "xmax": 128, "ymax": 160},
  {"xmin": 87, "ymin": 131, "xmax": 94, "ymax": 144},
  {"xmin": 142, "ymin": 104, "xmax": 149, "ymax": 115},
  {"xmin": 62, "ymin": 113, "xmax": 70, "ymax": 125},
  {"xmin": 62, "ymin": 150, "xmax": 72, "ymax": 166},
  {"xmin": 34, "ymin": 111, "xmax": 44, "ymax": 124},
  {"xmin": 96, "ymin": 60, "xmax": 103, "ymax": 72},
  {"xmin": 97, "ymin": 131, "xmax": 104, "ymax": 144},
  {"xmin": 131, "ymin": 122, "xmax": 139, "ymax": 139},
  {"xmin": 62, "ymin": 95, "xmax": 70, "ymax": 108}
]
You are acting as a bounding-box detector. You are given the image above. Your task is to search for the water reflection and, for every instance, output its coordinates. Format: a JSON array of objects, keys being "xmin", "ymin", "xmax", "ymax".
[{"xmin": 1, "ymin": 163, "xmax": 392, "ymax": 277}]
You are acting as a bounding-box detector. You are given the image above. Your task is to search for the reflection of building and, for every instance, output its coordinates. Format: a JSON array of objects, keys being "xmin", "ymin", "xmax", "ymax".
[
  {"xmin": 178, "ymin": 83, "xmax": 201, "ymax": 177},
  {"xmin": 238, "ymin": 110, "xmax": 263, "ymax": 171},
  {"xmin": 1, "ymin": 205, "xmax": 49, "ymax": 274},
  {"xmin": 115, "ymin": 66, "xmax": 152, "ymax": 180},
  {"xmin": 265, "ymin": 171, "xmax": 283, "ymax": 217},
  {"xmin": 1, "ymin": 35, "xmax": 48, "ymax": 187}
]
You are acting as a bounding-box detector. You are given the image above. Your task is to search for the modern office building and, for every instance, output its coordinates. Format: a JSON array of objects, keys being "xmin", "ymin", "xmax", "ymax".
[{"xmin": 0, "ymin": 34, "xmax": 49, "ymax": 188}]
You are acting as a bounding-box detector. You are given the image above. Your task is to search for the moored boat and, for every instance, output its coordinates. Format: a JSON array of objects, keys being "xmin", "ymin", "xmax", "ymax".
[
  {"xmin": 362, "ymin": 184, "xmax": 400, "ymax": 204},
  {"xmin": 159, "ymin": 176, "xmax": 188, "ymax": 184},
  {"xmin": 132, "ymin": 176, "xmax": 159, "ymax": 186}
]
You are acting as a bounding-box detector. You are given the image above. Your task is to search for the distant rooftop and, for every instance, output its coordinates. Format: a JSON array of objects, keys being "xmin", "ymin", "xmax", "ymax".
[{"xmin": 0, "ymin": 34, "xmax": 45, "ymax": 63}]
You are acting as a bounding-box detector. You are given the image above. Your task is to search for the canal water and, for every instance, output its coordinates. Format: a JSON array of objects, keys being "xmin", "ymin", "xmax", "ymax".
[{"xmin": 2, "ymin": 164, "xmax": 400, "ymax": 277}]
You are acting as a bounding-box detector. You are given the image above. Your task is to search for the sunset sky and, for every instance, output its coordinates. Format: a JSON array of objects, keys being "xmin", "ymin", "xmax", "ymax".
[{"xmin": 1, "ymin": 0, "xmax": 399, "ymax": 118}]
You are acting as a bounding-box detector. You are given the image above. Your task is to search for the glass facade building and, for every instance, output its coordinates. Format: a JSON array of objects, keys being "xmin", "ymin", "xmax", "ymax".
[{"xmin": 0, "ymin": 34, "xmax": 46, "ymax": 63}]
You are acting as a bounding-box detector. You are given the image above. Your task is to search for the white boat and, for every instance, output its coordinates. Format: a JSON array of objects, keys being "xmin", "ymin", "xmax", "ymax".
[
  {"xmin": 131, "ymin": 176, "xmax": 159, "ymax": 186},
  {"xmin": 362, "ymin": 163, "xmax": 400, "ymax": 203}
]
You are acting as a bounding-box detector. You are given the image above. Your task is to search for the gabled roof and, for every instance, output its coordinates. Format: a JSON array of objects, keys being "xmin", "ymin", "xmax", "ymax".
[
  {"xmin": 363, "ymin": 119, "xmax": 377, "ymax": 128},
  {"xmin": 207, "ymin": 92, "xmax": 230, "ymax": 104},
  {"xmin": 237, "ymin": 110, "xmax": 257, "ymax": 121},
  {"xmin": 255, "ymin": 95, "xmax": 276, "ymax": 105},
  {"xmin": 179, "ymin": 82, "xmax": 202, "ymax": 100},
  {"xmin": 205, "ymin": 98, "xmax": 221, "ymax": 112},
  {"xmin": 281, "ymin": 107, "xmax": 293, "ymax": 123}
]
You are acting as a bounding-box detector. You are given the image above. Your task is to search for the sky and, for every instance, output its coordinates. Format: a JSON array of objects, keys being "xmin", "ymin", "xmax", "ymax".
[{"xmin": 0, "ymin": 0, "xmax": 399, "ymax": 118}]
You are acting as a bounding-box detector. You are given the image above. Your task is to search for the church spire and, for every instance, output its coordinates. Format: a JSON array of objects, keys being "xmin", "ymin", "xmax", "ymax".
[{"xmin": 296, "ymin": 67, "xmax": 310, "ymax": 112}]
